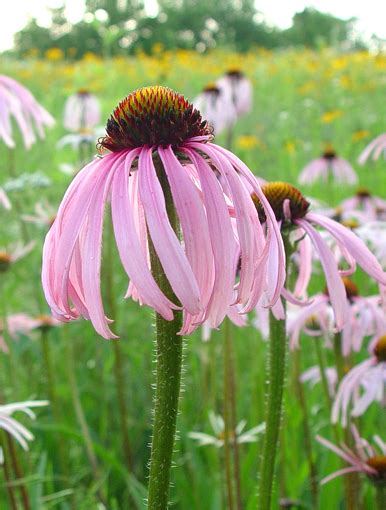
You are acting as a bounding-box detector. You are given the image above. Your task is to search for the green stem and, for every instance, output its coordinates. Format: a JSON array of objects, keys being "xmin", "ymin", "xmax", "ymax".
[
  {"xmin": 39, "ymin": 328, "xmax": 68, "ymax": 483},
  {"xmin": 0, "ymin": 433, "xmax": 18, "ymax": 510},
  {"xmin": 223, "ymin": 319, "xmax": 235, "ymax": 510},
  {"xmin": 63, "ymin": 330, "xmax": 107, "ymax": 504},
  {"xmin": 147, "ymin": 158, "xmax": 183, "ymax": 510},
  {"xmin": 104, "ymin": 214, "xmax": 133, "ymax": 470},
  {"xmin": 314, "ymin": 338, "xmax": 340, "ymax": 443},
  {"xmin": 333, "ymin": 333, "xmax": 360, "ymax": 510},
  {"xmin": 7, "ymin": 149, "xmax": 31, "ymax": 243},
  {"xmin": 257, "ymin": 309, "xmax": 287, "ymax": 510},
  {"xmin": 5, "ymin": 434, "xmax": 31, "ymax": 510},
  {"xmin": 257, "ymin": 235, "xmax": 292, "ymax": 510},
  {"xmin": 293, "ymin": 349, "xmax": 319, "ymax": 509},
  {"xmin": 375, "ymin": 485, "xmax": 385, "ymax": 510}
]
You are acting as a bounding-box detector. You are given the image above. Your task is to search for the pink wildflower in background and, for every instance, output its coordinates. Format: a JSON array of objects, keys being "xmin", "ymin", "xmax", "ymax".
[
  {"xmin": 0, "ymin": 313, "xmax": 61, "ymax": 353},
  {"xmin": 42, "ymin": 86, "xmax": 285, "ymax": 339},
  {"xmin": 0, "ymin": 75, "xmax": 54, "ymax": 149},
  {"xmin": 301, "ymin": 366, "xmax": 338, "ymax": 397},
  {"xmin": 288, "ymin": 279, "xmax": 386, "ymax": 354},
  {"xmin": 317, "ymin": 428, "xmax": 386, "ymax": 484},
  {"xmin": 0, "ymin": 187, "xmax": 11, "ymax": 210},
  {"xmin": 193, "ymin": 84, "xmax": 237, "ymax": 135},
  {"xmin": 332, "ymin": 335, "xmax": 386, "ymax": 426},
  {"xmin": 63, "ymin": 89, "xmax": 101, "ymax": 132},
  {"xmin": 0, "ymin": 241, "xmax": 35, "ymax": 273},
  {"xmin": 358, "ymin": 132, "xmax": 386, "ymax": 165},
  {"xmin": 340, "ymin": 188, "xmax": 386, "ymax": 222},
  {"xmin": 216, "ymin": 69, "xmax": 253, "ymax": 117},
  {"xmin": 299, "ymin": 146, "xmax": 358, "ymax": 185}
]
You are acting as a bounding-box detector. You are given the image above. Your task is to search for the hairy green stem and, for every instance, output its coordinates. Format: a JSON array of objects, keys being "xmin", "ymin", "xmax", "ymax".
[
  {"xmin": 257, "ymin": 235, "xmax": 292, "ymax": 510},
  {"xmin": 147, "ymin": 158, "xmax": 183, "ymax": 510},
  {"xmin": 257, "ymin": 309, "xmax": 287, "ymax": 510}
]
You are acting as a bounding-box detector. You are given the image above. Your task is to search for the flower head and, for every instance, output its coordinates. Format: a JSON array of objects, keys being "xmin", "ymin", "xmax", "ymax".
[
  {"xmin": 63, "ymin": 90, "xmax": 101, "ymax": 132},
  {"xmin": 193, "ymin": 84, "xmax": 236, "ymax": 135},
  {"xmin": 332, "ymin": 335, "xmax": 386, "ymax": 426},
  {"xmin": 0, "ymin": 75, "xmax": 54, "ymax": 149},
  {"xmin": 253, "ymin": 182, "xmax": 386, "ymax": 328},
  {"xmin": 299, "ymin": 147, "xmax": 357, "ymax": 185},
  {"xmin": 216, "ymin": 69, "xmax": 253, "ymax": 117},
  {"xmin": 0, "ymin": 242, "xmax": 35, "ymax": 273},
  {"xmin": 317, "ymin": 428, "xmax": 386, "ymax": 485},
  {"xmin": 340, "ymin": 188, "xmax": 386, "ymax": 222},
  {"xmin": 358, "ymin": 133, "xmax": 386, "ymax": 165},
  {"xmin": 188, "ymin": 411, "xmax": 265, "ymax": 448},
  {"xmin": 42, "ymin": 86, "xmax": 285, "ymax": 338},
  {"xmin": 0, "ymin": 400, "xmax": 48, "ymax": 455}
]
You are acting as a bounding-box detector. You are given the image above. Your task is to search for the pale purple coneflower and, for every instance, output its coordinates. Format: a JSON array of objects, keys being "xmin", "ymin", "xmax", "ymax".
[
  {"xmin": 288, "ymin": 279, "xmax": 386, "ymax": 355},
  {"xmin": 332, "ymin": 335, "xmax": 386, "ymax": 426},
  {"xmin": 358, "ymin": 133, "xmax": 386, "ymax": 165},
  {"xmin": 340, "ymin": 188, "xmax": 386, "ymax": 222},
  {"xmin": 355, "ymin": 221, "xmax": 386, "ymax": 267},
  {"xmin": 42, "ymin": 86, "xmax": 285, "ymax": 339},
  {"xmin": 22, "ymin": 201, "xmax": 56, "ymax": 228},
  {"xmin": 0, "ymin": 313, "xmax": 61, "ymax": 353},
  {"xmin": 193, "ymin": 84, "xmax": 237, "ymax": 135},
  {"xmin": 0, "ymin": 187, "xmax": 11, "ymax": 210},
  {"xmin": 300, "ymin": 365, "xmax": 338, "ymax": 397},
  {"xmin": 316, "ymin": 427, "xmax": 386, "ymax": 485},
  {"xmin": 216, "ymin": 69, "xmax": 253, "ymax": 117},
  {"xmin": 251, "ymin": 182, "xmax": 386, "ymax": 328},
  {"xmin": 0, "ymin": 75, "xmax": 54, "ymax": 149},
  {"xmin": 0, "ymin": 241, "xmax": 35, "ymax": 273},
  {"xmin": 0, "ymin": 400, "xmax": 48, "ymax": 458},
  {"xmin": 63, "ymin": 89, "xmax": 101, "ymax": 132},
  {"xmin": 299, "ymin": 147, "xmax": 358, "ymax": 185}
]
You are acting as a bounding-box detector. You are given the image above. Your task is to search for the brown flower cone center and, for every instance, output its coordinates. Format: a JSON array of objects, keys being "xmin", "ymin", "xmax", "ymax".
[
  {"xmin": 0, "ymin": 252, "xmax": 11, "ymax": 273},
  {"xmin": 322, "ymin": 144, "xmax": 337, "ymax": 160},
  {"xmin": 356, "ymin": 187, "xmax": 371, "ymax": 200},
  {"xmin": 374, "ymin": 335, "xmax": 386, "ymax": 363},
  {"xmin": 366, "ymin": 455, "xmax": 386, "ymax": 482},
  {"xmin": 100, "ymin": 86, "xmax": 212, "ymax": 151},
  {"xmin": 252, "ymin": 181, "xmax": 310, "ymax": 223},
  {"xmin": 324, "ymin": 277, "xmax": 359, "ymax": 302}
]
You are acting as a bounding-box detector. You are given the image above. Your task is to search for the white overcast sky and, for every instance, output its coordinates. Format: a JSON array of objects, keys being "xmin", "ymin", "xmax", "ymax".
[{"xmin": 1, "ymin": 0, "xmax": 386, "ymax": 51}]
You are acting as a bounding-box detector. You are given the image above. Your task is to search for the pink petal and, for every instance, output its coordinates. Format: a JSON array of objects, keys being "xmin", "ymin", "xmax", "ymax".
[
  {"xmin": 296, "ymin": 218, "xmax": 348, "ymax": 330},
  {"xmin": 138, "ymin": 148, "xmax": 201, "ymax": 315}
]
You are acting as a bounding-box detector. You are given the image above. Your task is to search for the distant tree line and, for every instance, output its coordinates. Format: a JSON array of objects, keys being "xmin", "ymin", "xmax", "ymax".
[{"xmin": 10, "ymin": 1, "xmax": 367, "ymax": 58}]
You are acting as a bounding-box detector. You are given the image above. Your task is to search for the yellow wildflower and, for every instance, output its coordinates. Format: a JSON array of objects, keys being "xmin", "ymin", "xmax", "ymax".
[
  {"xmin": 352, "ymin": 130, "xmax": 370, "ymax": 142},
  {"xmin": 45, "ymin": 47, "xmax": 64, "ymax": 61},
  {"xmin": 321, "ymin": 110, "xmax": 343, "ymax": 124}
]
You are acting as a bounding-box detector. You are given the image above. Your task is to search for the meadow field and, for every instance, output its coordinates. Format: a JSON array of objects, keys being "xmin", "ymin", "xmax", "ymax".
[{"xmin": 0, "ymin": 48, "xmax": 385, "ymax": 509}]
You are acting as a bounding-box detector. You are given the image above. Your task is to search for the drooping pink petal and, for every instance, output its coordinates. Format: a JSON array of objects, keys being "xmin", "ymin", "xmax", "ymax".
[
  {"xmin": 307, "ymin": 212, "xmax": 386, "ymax": 286},
  {"xmin": 111, "ymin": 149, "xmax": 176, "ymax": 320},
  {"xmin": 296, "ymin": 219, "xmax": 348, "ymax": 330},
  {"xmin": 138, "ymin": 148, "xmax": 201, "ymax": 315},
  {"xmin": 158, "ymin": 146, "xmax": 214, "ymax": 312},
  {"xmin": 183, "ymin": 148, "xmax": 236, "ymax": 327}
]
